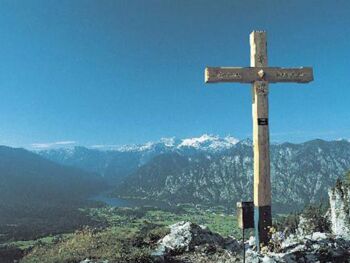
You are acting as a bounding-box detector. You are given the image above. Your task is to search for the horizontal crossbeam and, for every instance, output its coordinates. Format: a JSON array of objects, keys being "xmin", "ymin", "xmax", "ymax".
[{"xmin": 205, "ymin": 67, "xmax": 313, "ymax": 84}]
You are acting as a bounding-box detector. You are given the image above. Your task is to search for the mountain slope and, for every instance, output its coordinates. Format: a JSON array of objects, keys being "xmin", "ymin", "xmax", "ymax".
[
  {"xmin": 38, "ymin": 147, "xmax": 144, "ymax": 184},
  {"xmin": 114, "ymin": 140, "xmax": 350, "ymax": 212},
  {"xmin": 0, "ymin": 146, "xmax": 107, "ymax": 242},
  {"xmin": 0, "ymin": 146, "xmax": 105, "ymax": 206}
]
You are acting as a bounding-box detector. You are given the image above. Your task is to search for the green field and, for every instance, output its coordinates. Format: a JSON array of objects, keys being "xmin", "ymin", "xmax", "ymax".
[
  {"xmin": 3, "ymin": 204, "xmax": 240, "ymax": 262},
  {"xmin": 84, "ymin": 204, "xmax": 240, "ymax": 237}
]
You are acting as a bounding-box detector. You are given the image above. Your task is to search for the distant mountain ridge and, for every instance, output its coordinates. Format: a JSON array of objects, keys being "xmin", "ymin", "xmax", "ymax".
[
  {"xmin": 37, "ymin": 136, "xmax": 350, "ymax": 212},
  {"xmin": 113, "ymin": 139, "xmax": 350, "ymax": 212},
  {"xmin": 104, "ymin": 134, "xmax": 239, "ymax": 152},
  {"xmin": 0, "ymin": 145, "xmax": 105, "ymax": 207},
  {"xmin": 38, "ymin": 134, "xmax": 239, "ymax": 184},
  {"xmin": 0, "ymin": 146, "xmax": 107, "ymax": 242}
]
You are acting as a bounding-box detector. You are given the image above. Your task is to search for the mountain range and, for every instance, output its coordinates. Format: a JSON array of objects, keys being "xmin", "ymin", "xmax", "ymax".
[
  {"xmin": 114, "ymin": 139, "xmax": 350, "ymax": 211},
  {"xmin": 38, "ymin": 134, "xmax": 239, "ymax": 184},
  {"xmin": 38, "ymin": 135, "xmax": 350, "ymax": 212}
]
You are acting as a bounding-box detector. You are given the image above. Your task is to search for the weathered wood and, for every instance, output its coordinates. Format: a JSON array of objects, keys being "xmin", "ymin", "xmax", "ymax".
[
  {"xmin": 205, "ymin": 67, "xmax": 313, "ymax": 83},
  {"xmin": 251, "ymin": 31, "xmax": 272, "ymax": 248},
  {"xmin": 250, "ymin": 31, "xmax": 267, "ymax": 67},
  {"xmin": 252, "ymin": 81, "xmax": 271, "ymax": 207},
  {"xmin": 250, "ymin": 32, "xmax": 271, "ymax": 209}
]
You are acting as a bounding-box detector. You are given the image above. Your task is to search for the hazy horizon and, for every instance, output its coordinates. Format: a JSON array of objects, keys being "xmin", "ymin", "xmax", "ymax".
[{"xmin": 10, "ymin": 133, "xmax": 350, "ymax": 151}]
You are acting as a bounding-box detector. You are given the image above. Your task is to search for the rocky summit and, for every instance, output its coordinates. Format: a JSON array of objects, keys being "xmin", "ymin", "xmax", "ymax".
[
  {"xmin": 153, "ymin": 222, "xmax": 350, "ymax": 263},
  {"xmin": 77, "ymin": 224, "xmax": 350, "ymax": 263},
  {"xmin": 151, "ymin": 182, "xmax": 350, "ymax": 263},
  {"xmin": 246, "ymin": 232, "xmax": 350, "ymax": 263}
]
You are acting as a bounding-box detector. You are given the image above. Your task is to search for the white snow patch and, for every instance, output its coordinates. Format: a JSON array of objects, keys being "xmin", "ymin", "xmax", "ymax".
[
  {"xmin": 178, "ymin": 134, "xmax": 239, "ymax": 151},
  {"xmin": 160, "ymin": 137, "xmax": 176, "ymax": 147}
]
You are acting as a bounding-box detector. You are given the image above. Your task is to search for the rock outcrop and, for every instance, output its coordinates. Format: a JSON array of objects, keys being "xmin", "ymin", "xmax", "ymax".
[
  {"xmin": 152, "ymin": 222, "xmax": 350, "ymax": 263},
  {"xmin": 153, "ymin": 222, "xmax": 241, "ymax": 263},
  {"xmin": 247, "ymin": 232, "xmax": 350, "ymax": 262},
  {"xmin": 329, "ymin": 180, "xmax": 350, "ymax": 239},
  {"xmin": 154, "ymin": 222, "xmax": 239, "ymax": 256}
]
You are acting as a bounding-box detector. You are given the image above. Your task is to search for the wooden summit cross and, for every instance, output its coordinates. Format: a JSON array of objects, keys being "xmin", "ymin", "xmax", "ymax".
[{"xmin": 204, "ymin": 31, "xmax": 313, "ymax": 247}]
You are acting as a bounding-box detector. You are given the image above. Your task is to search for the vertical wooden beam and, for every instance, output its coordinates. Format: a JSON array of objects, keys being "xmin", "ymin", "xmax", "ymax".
[{"xmin": 250, "ymin": 31, "xmax": 272, "ymax": 248}]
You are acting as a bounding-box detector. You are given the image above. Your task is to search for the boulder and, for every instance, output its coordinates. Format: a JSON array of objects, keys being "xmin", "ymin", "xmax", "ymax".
[{"xmin": 153, "ymin": 221, "xmax": 239, "ymax": 257}]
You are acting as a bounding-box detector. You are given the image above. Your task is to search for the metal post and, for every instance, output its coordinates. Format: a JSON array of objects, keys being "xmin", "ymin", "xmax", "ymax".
[{"xmin": 242, "ymin": 228, "xmax": 246, "ymax": 263}]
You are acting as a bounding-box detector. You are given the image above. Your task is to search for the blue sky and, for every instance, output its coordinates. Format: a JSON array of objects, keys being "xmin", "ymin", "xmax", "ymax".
[{"xmin": 0, "ymin": 0, "xmax": 349, "ymax": 149}]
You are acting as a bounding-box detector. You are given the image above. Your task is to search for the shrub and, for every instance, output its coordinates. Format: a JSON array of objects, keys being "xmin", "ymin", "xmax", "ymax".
[
  {"xmin": 345, "ymin": 171, "xmax": 350, "ymax": 186},
  {"xmin": 21, "ymin": 226, "xmax": 154, "ymax": 263},
  {"xmin": 298, "ymin": 204, "xmax": 330, "ymax": 235},
  {"xmin": 274, "ymin": 203, "xmax": 330, "ymax": 237},
  {"xmin": 273, "ymin": 212, "xmax": 300, "ymax": 236}
]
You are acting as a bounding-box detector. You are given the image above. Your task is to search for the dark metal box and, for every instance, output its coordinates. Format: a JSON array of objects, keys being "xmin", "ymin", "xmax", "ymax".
[{"xmin": 237, "ymin": 201, "xmax": 254, "ymax": 229}]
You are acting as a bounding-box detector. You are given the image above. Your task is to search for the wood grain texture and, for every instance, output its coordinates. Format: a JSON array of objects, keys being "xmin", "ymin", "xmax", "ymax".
[
  {"xmin": 205, "ymin": 67, "xmax": 313, "ymax": 83},
  {"xmin": 252, "ymin": 81, "xmax": 271, "ymax": 207},
  {"xmin": 250, "ymin": 31, "xmax": 267, "ymax": 67},
  {"xmin": 250, "ymin": 32, "xmax": 271, "ymax": 208}
]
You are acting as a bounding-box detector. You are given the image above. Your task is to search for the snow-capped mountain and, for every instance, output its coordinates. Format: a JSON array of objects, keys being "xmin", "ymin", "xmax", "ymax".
[
  {"xmin": 38, "ymin": 137, "xmax": 350, "ymax": 212},
  {"xmin": 114, "ymin": 139, "xmax": 350, "ymax": 212},
  {"xmin": 115, "ymin": 134, "xmax": 239, "ymax": 153},
  {"xmin": 177, "ymin": 134, "xmax": 239, "ymax": 152},
  {"xmin": 38, "ymin": 135, "xmax": 239, "ymax": 184}
]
